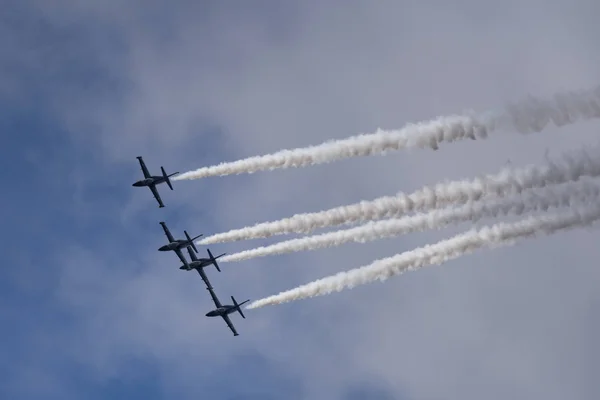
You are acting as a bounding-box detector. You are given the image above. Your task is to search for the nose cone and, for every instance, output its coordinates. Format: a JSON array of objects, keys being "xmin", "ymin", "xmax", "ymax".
[
  {"xmin": 158, "ymin": 245, "xmax": 169, "ymax": 251},
  {"xmin": 132, "ymin": 181, "xmax": 142, "ymax": 187},
  {"xmin": 205, "ymin": 312, "xmax": 210, "ymax": 317}
]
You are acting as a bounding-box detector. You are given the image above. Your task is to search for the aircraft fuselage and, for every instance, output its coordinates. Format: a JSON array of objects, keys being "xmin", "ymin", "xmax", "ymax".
[
  {"xmin": 158, "ymin": 240, "xmax": 188, "ymax": 251},
  {"xmin": 206, "ymin": 306, "xmax": 236, "ymax": 317},
  {"xmin": 180, "ymin": 259, "xmax": 212, "ymax": 270},
  {"xmin": 132, "ymin": 176, "xmax": 166, "ymax": 187}
]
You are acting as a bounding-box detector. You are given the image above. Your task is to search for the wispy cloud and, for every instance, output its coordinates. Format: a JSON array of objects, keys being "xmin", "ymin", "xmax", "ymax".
[{"xmin": 4, "ymin": 1, "xmax": 600, "ymax": 399}]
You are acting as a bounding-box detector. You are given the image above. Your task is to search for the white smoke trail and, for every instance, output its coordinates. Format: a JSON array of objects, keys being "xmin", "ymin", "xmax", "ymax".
[
  {"xmin": 247, "ymin": 204, "xmax": 600, "ymax": 309},
  {"xmin": 220, "ymin": 178, "xmax": 600, "ymax": 263},
  {"xmin": 175, "ymin": 85, "xmax": 600, "ymax": 181},
  {"xmin": 199, "ymin": 147, "xmax": 600, "ymax": 244},
  {"xmin": 176, "ymin": 115, "xmax": 489, "ymax": 179}
]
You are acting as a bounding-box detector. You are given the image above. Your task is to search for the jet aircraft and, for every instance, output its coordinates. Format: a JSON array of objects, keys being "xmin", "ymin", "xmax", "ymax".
[
  {"xmin": 205, "ymin": 287, "xmax": 249, "ymax": 337},
  {"xmin": 180, "ymin": 247, "xmax": 226, "ymax": 289},
  {"xmin": 132, "ymin": 156, "xmax": 179, "ymax": 208},
  {"xmin": 158, "ymin": 221, "xmax": 203, "ymax": 268}
]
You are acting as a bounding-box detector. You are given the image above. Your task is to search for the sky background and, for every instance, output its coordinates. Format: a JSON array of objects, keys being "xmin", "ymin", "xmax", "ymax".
[{"xmin": 2, "ymin": 1, "xmax": 600, "ymax": 399}]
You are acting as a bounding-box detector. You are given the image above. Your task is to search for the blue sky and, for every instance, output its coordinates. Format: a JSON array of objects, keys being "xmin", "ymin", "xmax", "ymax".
[{"xmin": 2, "ymin": 1, "xmax": 600, "ymax": 399}]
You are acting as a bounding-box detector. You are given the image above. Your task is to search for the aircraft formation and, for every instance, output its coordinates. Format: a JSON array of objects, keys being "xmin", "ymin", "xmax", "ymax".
[
  {"xmin": 133, "ymin": 156, "xmax": 249, "ymax": 337},
  {"xmin": 128, "ymin": 85, "xmax": 600, "ymax": 314}
]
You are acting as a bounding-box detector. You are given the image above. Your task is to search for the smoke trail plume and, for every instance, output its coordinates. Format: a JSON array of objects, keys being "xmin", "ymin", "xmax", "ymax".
[
  {"xmin": 200, "ymin": 147, "xmax": 600, "ymax": 244},
  {"xmin": 247, "ymin": 204, "xmax": 600, "ymax": 309},
  {"xmin": 175, "ymin": 85, "xmax": 600, "ymax": 181},
  {"xmin": 220, "ymin": 179, "xmax": 600, "ymax": 263}
]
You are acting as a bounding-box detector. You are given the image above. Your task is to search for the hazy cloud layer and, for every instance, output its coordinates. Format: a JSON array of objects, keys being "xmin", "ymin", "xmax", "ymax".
[{"xmin": 4, "ymin": 1, "xmax": 600, "ymax": 399}]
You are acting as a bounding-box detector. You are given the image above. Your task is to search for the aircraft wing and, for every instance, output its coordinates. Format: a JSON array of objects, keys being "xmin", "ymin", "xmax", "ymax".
[
  {"xmin": 174, "ymin": 248, "xmax": 189, "ymax": 268},
  {"xmin": 159, "ymin": 221, "xmax": 175, "ymax": 242},
  {"xmin": 150, "ymin": 185, "xmax": 164, "ymax": 208},
  {"xmin": 207, "ymin": 287, "xmax": 222, "ymax": 308},
  {"xmin": 195, "ymin": 267, "xmax": 213, "ymax": 289},
  {"xmin": 221, "ymin": 314, "xmax": 239, "ymax": 336},
  {"xmin": 137, "ymin": 156, "xmax": 151, "ymax": 178}
]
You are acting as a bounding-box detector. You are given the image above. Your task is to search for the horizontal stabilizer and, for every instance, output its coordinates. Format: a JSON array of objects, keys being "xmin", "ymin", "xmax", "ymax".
[
  {"xmin": 208, "ymin": 248, "xmax": 225, "ymax": 272},
  {"xmin": 184, "ymin": 230, "xmax": 200, "ymax": 253},
  {"xmin": 161, "ymin": 166, "xmax": 178, "ymax": 190},
  {"xmin": 186, "ymin": 245, "xmax": 198, "ymax": 261},
  {"xmin": 231, "ymin": 296, "xmax": 249, "ymax": 319}
]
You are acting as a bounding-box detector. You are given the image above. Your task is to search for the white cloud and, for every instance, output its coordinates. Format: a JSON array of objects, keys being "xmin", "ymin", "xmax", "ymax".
[{"xmin": 15, "ymin": 0, "xmax": 600, "ymax": 398}]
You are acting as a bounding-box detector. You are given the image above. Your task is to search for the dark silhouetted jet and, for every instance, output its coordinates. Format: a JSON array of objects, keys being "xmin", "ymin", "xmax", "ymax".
[
  {"xmin": 180, "ymin": 247, "xmax": 226, "ymax": 289},
  {"xmin": 158, "ymin": 221, "xmax": 203, "ymax": 268},
  {"xmin": 205, "ymin": 287, "xmax": 249, "ymax": 337},
  {"xmin": 132, "ymin": 156, "xmax": 178, "ymax": 208}
]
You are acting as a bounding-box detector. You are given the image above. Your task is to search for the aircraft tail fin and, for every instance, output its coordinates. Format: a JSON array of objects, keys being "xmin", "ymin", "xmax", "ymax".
[
  {"xmin": 207, "ymin": 248, "xmax": 225, "ymax": 272},
  {"xmin": 231, "ymin": 296, "xmax": 249, "ymax": 319},
  {"xmin": 161, "ymin": 166, "xmax": 178, "ymax": 190},
  {"xmin": 184, "ymin": 230, "xmax": 200, "ymax": 253}
]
